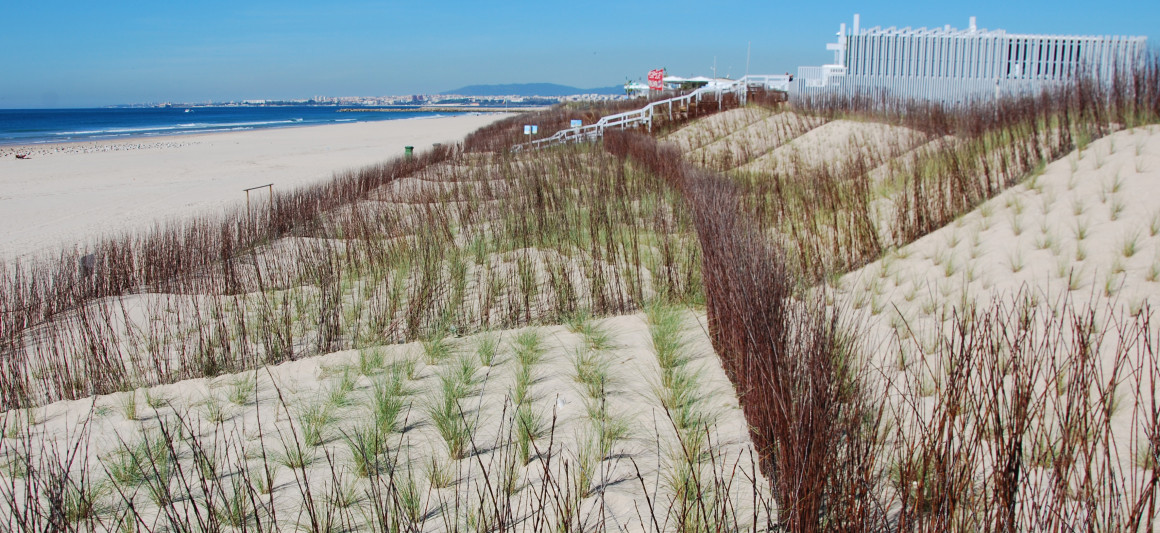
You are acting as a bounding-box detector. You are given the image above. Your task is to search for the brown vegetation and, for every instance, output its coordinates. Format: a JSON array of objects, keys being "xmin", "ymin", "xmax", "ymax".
[{"xmin": 3, "ymin": 56, "xmax": 1160, "ymax": 531}]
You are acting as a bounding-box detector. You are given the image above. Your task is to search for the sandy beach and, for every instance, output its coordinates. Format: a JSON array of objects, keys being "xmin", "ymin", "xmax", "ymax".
[
  {"xmin": 2, "ymin": 92, "xmax": 1158, "ymax": 530},
  {"xmin": 0, "ymin": 113, "xmax": 511, "ymax": 262}
]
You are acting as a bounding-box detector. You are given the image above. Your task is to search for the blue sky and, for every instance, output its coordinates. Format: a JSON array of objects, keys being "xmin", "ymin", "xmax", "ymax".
[{"xmin": 1, "ymin": 0, "xmax": 1155, "ymax": 108}]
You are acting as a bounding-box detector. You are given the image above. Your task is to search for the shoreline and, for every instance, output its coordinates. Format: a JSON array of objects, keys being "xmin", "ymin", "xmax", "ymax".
[
  {"xmin": 0, "ymin": 111, "xmax": 508, "ymax": 155},
  {"xmin": 0, "ymin": 113, "xmax": 512, "ymax": 263},
  {"xmin": 338, "ymin": 105, "xmax": 550, "ymax": 113}
]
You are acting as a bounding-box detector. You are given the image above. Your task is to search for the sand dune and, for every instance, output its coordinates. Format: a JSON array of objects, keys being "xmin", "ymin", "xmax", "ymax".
[
  {"xmin": 5, "ymin": 311, "xmax": 763, "ymax": 532},
  {"xmin": 739, "ymin": 119, "xmax": 926, "ymax": 174},
  {"xmin": 841, "ymin": 126, "xmax": 1160, "ymax": 360},
  {"xmin": 4, "ymin": 95, "xmax": 1157, "ymax": 530}
]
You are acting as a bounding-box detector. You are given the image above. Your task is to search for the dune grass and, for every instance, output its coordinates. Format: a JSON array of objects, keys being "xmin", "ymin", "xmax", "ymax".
[{"xmin": 4, "ymin": 64, "xmax": 1160, "ymax": 531}]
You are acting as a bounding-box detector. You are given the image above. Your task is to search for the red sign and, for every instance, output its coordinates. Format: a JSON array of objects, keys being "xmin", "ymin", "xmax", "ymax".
[{"xmin": 647, "ymin": 69, "xmax": 664, "ymax": 91}]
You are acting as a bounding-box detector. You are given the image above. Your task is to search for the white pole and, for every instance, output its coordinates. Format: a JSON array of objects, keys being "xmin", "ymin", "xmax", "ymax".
[{"xmin": 745, "ymin": 41, "xmax": 751, "ymax": 78}]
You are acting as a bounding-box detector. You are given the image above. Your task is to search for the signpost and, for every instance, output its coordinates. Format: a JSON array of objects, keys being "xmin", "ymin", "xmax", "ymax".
[
  {"xmin": 648, "ymin": 69, "xmax": 665, "ymax": 91},
  {"xmin": 244, "ymin": 183, "xmax": 274, "ymax": 215}
]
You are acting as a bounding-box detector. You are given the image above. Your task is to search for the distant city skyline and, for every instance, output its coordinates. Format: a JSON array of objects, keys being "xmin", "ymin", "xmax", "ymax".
[{"xmin": 2, "ymin": 0, "xmax": 1155, "ymax": 108}]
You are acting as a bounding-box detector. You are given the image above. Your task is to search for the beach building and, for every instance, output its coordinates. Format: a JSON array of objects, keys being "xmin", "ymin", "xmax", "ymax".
[{"xmin": 790, "ymin": 14, "xmax": 1147, "ymax": 104}]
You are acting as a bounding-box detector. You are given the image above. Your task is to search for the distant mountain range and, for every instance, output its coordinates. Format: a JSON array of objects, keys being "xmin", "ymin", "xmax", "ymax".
[{"xmin": 441, "ymin": 83, "xmax": 625, "ymax": 97}]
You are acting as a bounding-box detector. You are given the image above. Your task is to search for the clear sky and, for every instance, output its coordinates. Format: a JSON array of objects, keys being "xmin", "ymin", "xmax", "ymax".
[{"xmin": 1, "ymin": 0, "xmax": 1155, "ymax": 108}]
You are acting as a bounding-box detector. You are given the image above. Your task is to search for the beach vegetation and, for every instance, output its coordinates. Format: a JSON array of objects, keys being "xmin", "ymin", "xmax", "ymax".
[{"xmin": 3, "ymin": 65, "xmax": 1160, "ymax": 532}]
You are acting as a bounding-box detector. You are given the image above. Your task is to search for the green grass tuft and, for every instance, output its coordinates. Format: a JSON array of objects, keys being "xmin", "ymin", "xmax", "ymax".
[
  {"xmin": 428, "ymin": 362, "xmax": 477, "ymax": 460},
  {"xmin": 297, "ymin": 403, "xmax": 334, "ymax": 447},
  {"xmin": 513, "ymin": 330, "xmax": 545, "ymax": 367},
  {"xmin": 475, "ymin": 333, "xmax": 501, "ymax": 367},
  {"xmin": 226, "ymin": 374, "xmax": 256, "ymax": 405},
  {"xmin": 515, "ymin": 403, "xmax": 544, "ymax": 465},
  {"xmin": 573, "ymin": 346, "xmax": 611, "ymax": 399},
  {"xmin": 423, "ymin": 335, "xmax": 455, "ymax": 364}
]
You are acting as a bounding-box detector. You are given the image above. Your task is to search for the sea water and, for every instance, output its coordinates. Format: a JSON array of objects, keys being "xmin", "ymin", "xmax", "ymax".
[{"xmin": 0, "ymin": 107, "xmax": 469, "ymax": 146}]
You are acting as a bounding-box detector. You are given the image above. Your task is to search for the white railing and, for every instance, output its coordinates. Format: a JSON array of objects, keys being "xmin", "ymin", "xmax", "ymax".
[
  {"xmin": 742, "ymin": 74, "xmax": 792, "ymax": 91},
  {"xmin": 514, "ymin": 76, "xmax": 776, "ymax": 151}
]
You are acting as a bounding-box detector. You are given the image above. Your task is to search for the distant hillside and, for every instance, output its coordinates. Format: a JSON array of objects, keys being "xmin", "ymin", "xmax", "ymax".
[{"xmin": 442, "ymin": 83, "xmax": 624, "ymax": 97}]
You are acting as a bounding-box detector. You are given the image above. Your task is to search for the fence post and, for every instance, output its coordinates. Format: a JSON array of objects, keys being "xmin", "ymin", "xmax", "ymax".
[{"xmin": 244, "ymin": 183, "xmax": 274, "ymax": 216}]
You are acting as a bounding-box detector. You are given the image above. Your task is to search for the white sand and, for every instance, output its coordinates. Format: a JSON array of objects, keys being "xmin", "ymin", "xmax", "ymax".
[
  {"xmin": 686, "ymin": 112, "xmax": 826, "ymax": 171},
  {"xmin": 841, "ymin": 126, "xmax": 1160, "ymax": 361},
  {"xmin": 835, "ymin": 127, "xmax": 1160, "ymax": 520},
  {"xmin": 0, "ymin": 114, "xmax": 512, "ymax": 262},
  {"xmin": 3, "ymin": 313, "xmax": 764, "ymax": 531},
  {"xmin": 662, "ymin": 106, "xmax": 775, "ymax": 153},
  {"xmin": 666, "ymin": 111, "xmax": 921, "ymax": 173},
  {"xmin": 738, "ymin": 119, "xmax": 925, "ymax": 174}
]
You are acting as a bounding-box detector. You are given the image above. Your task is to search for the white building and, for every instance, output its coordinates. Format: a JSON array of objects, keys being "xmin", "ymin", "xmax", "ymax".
[{"xmin": 791, "ymin": 14, "xmax": 1147, "ymax": 104}]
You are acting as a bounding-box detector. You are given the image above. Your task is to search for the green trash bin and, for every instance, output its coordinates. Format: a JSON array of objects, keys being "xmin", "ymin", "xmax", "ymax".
[{"xmin": 404, "ymin": 146, "xmax": 414, "ymax": 159}]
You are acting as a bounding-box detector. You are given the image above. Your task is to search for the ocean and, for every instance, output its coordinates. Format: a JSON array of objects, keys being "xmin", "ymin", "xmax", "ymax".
[{"xmin": 0, "ymin": 106, "xmax": 474, "ymax": 146}]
